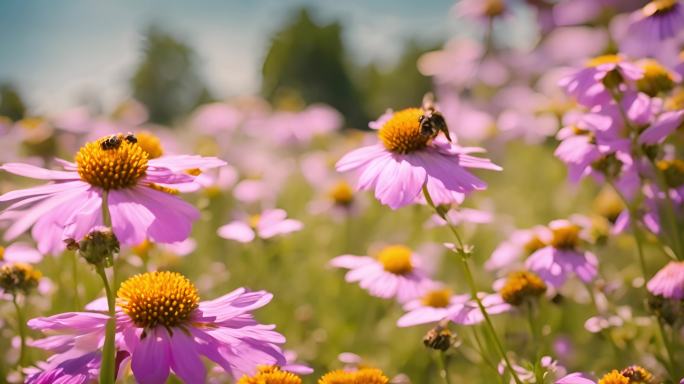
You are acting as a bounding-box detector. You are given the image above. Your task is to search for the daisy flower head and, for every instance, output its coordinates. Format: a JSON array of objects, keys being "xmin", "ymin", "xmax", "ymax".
[
  {"xmin": 329, "ymin": 244, "xmax": 435, "ymax": 303},
  {"xmin": 0, "ymin": 133, "xmax": 226, "ymax": 254},
  {"xmin": 318, "ymin": 368, "xmax": 389, "ymax": 384},
  {"xmin": 336, "ymin": 103, "xmax": 501, "ymax": 210},
  {"xmin": 28, "ymin": 271, "xmax": 289, "ymax": 383},
  {"xmin": 559, "ymin": 54, "xmax": 643, "ymax": 107},
  {"xmin": 525, "ymin": 220, "xmax": 598, "ymax": 288},
  {"xmin": 237, "ymin": 366, "xmax": 302, "ymax": 384},
  {"xmin": 485, "ymin": 226, "xmax": 551, "ymax": 272},
  {"xmin": 218, "ymin": 209, "xmax": 303, "ymax": 243},
  {"xmin": 627, "ymin": 0, "xmax": 684, "ymax": 42},
  {"xmin": 397, "ymin": 287, "xmax": 471, "ymax": 327},
  {"xmin": 647, "ymin": 260, "xmax": 684, "ymax": 299}
]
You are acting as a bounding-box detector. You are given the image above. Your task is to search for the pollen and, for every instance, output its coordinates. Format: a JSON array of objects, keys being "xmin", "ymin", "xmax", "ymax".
[
  {"xmin": 642, "ymin": 0, "xmax": 678, "ymax": 17},
  {"xmin": 117, "ymin": 271, "xmax": 199, "ymax": 329},
  {"xmin": 377, "ymin": 245, "xmax": 414, "ymax": 275},
  {"xmin": 500, "ymin": 271, "xmax": 547, "ymax": 306},
  {"xmin": 637, "ymin": 59, "xmax": 676, "ymax": 96},
  {"xmin": 378, "ymin": 108, "xmax": 430, "ymax": 154},
  {"xmin": 329, "ymin": 181, "xmax": 354, "ymax": 206},
  {"xmin": 586, "ymin": 55, "xmax": 622, "ymax": 67},
  {"xmin": 421, "ymin": 288, "xmax": 452, "ymax": 308},
  {"xmin": 237, "ymin": 366, "xmax": 302, "ymax": 384},
  {"xmin": 318, "ymin": 368, "xmax": 389, "ymax": 384},
  {"xmin": 135, "ymin": 131, "xmax": 164, "ymax": 159},
  {"xmin": 76, "ymin": 134, "xmax": 148, "ymax": 190},
  {"xmin": 619, "ymin": 365, "xmax": 654, "ymax": 384},
  {"xmin": 598, "ymin": 370, "xmax": 629, "ymax": 384},
  {"xmin": 550, "ymin": 224, "xmax": 580, "ymax": 249}
]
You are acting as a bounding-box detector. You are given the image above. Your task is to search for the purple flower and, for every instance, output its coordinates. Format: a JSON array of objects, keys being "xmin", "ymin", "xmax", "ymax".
[
  {"xmin": 486, "ymin": 226, "xmax": 552, "ymax": 272},
  {"xmin": 217, "ymin": 209, "xmax": 303, "ymax": 243},
  {"xmin": 639, "ymin": 110, "xmax": 684, "ymax": 144},
  {"xmin": 245, "ymin": 104, "xmax": 342, "ymax": 145},
  {"xmin": 191, "ymin": 102, "xmax": 243, "ymax": 134},
  {"xmin": 559, "ymin": 55, "xmax": 643, "ymax": 107},
  {"xmin": 336, "ymin": 108, "xmax": 501, "ymax": 209},
  {"xmin": 0, "ymin": 134, "xmax": 225, "ymax": 254},
  {"xmin": 329, "ymin": 245, "xmax": 435, "ymax": 303},
  {"xmin": 525, "ymin": 220, "xmax": 598, "ymax": 288},
  {"xmin": 647, "ymin": 260, "xmax": 684, "ymax": 299},
  {"xmin": 627, "ymin": 1, "xmax": 684, "ymax": 42},
  {"xmin": 0, "ymin": 242, "xmax": 43, "ymax": 265},
  {"xmin": 28, "ymin": 271, "xmax": 289, "ymax": 383},
  {"xmin": 555, "ymin": 372, "xmax": 596, "ymax": 384},
  {"xmin": 397, "ymin": 288, "xmax": 469, "ymax": 327}
]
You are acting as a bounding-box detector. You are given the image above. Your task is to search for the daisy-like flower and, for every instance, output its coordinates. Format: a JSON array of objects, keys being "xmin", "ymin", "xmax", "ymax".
[
  {"xmin": 627, "ymin": 0, "xmax": 684, "ymax": 42},
  {"xmin": 647, "ymin": 260, "xmax": 684, "ymax": 299},
  {"xmin": 525, "ymin": 220, "xmax": 598, "ymax": 288},
  {"xmin": 218, "ymin": 209, "xmax": 303, "ymax": 243},
  {"xmin": 559, "ymin": 55, "xmax": 643, "ymax": 107},
  {"xmin": 485, "ymin": 226, "xmax": 551, "ymax": 272},
  {"xmin": 329, "ymin": 244, "xmax": 434, "ymax": 303},
  {"xmin": 0, "ymin": 133, "xmax": 225, "ymax": 254},
  {"xmin": 336, "ymin": 107, "xmax": 501, "ymax": 209},
  {"xmin": 0, "ymin": 242, "xmax": 43, "ymax": 265},
  {"xmin": 318, "ymin": 368, "xmax": 389, "ymax": 384},
  {"xmin": 237, "ymin": 366, "xmax": 302, "ymax": 384},
  {"xmin": 27, "ymin": 271, "xmax": 288, "ymax": 383}
]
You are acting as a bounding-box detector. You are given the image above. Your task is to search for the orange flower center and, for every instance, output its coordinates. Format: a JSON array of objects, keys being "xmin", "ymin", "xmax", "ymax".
[
  {"xmin": 76, "ymin": 134, "xmax": 148, "ymax": 190},
  {"xmin": 377, "ymin": 245, "xmax": 414, "ymax": 275},
  {"xmin": 378, "ymin": 108, "xmax": 430, "ymax": 154}
]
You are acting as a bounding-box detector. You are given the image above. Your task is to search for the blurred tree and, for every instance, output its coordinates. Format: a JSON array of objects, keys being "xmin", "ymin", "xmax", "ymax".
[
  {"xmin": 357, "ymin": 41, "xmax": 438, "ymax": 118},
  {"xmin": 261, "ymin": 8, "xmax": 367, "ymax": 128},
  {"xmin": 130, "ymin": 26, "xmax": 213, "ymax": 125},
  {"xmin": 0, "ymin": 83, "xmax": 27, "ymax": 121}
]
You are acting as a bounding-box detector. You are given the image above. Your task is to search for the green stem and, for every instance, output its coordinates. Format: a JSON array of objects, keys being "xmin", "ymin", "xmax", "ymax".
[
  {"xmin": 98, "ymin": 190, "xmax": 116, "ymax": 384},
  {"xmin": 435, "ymin": 351, "xmax": 452, "ymax": 384},
  {"xmin": 422, "ymin": 185, "xmax": 523, "ymax": 384},
  {"xmin": 470, "ymin": 327, "xmax": 503, "ymax": 382},
  {"xmin": 12, "ymin": 294, "xmax": 27, "ymax": 369},
  {"xmin": 655, "ymin": 319, "xmax": 678, "ymax": 379},
  {"xmin": 71, "ymin": 251, "xmax": 80, "ymax": 309},
  {"xmin": 526, "ymin": 301, "xmax": 545, "ymax": 384}
]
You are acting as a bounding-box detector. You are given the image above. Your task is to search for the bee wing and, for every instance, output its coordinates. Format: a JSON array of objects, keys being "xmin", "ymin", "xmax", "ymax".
[{"xmin": 422, "ymin": 92, "xmax": 436, "ymax": 111}]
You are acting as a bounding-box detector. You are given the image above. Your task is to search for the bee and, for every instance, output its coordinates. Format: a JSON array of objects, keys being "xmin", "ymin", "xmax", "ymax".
[
  {"xmin": 100, "ymin": 135, "xmax": 122, "ymax": 150},
  {"xmin": 124, "ymin": 132, "xmax": 137, "ymax": 144},
  {"xmin": 418, "ymin": 93, "xmax": 452, "ymax": 142}
]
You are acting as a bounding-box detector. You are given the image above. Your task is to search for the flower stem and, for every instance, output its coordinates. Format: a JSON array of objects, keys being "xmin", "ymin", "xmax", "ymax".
[
  {"xmin": 71, "ymin": 251, "xmax": 80, "ymax": 309},
  {"xmin": 98, "ymin": 190, "xmax": 116, "ymax": 384},
  {"xmin": 655, "ymin": 318, "xmax": 678, "ymax": 379},
  {"xmin": 422, "ymin": 184, "xmax": 523, "ymax": 384},
  {"xmin": 435, "ymin": 351, "xmax": 452, "ymax": 384},
  {"xmin": 12, "ymin": 294, "xmax": 27, "ymax": 369}
]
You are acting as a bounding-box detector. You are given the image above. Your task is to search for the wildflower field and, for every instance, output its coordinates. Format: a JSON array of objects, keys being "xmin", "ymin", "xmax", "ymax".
[{"xmin": 1, "ymin": 0, "xmax": 684, "ymax": 383}]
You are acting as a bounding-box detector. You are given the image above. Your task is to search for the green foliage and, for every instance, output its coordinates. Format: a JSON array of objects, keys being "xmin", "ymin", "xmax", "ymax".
[
  {"xmin": 0, "ymin": 84, "xmax": 26, "ymax": 121},
  {"xmin": 130, "ymin": 26, "xmax": 213, "ymax": 125},
  {"xmin": 261, "ymin": 9, "xmax": 367, "ymax": 128}
]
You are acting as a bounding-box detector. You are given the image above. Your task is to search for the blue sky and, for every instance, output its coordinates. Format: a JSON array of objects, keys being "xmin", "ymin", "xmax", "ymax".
[{"xmin": 0, "ymin": 0, "xmax": 469, "ymax": 114}]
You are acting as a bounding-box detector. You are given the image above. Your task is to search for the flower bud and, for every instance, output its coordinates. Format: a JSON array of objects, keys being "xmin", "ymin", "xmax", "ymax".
[
  {"xmin": 76, "ymin": 228, "xmax": 119, "ymax": 267},
  {"xmin": 500, "ymin": 271, "xmax": 547, "ymax": 306},
  {"xmin": 0, "ymin": 262, "xmax": 41, "ymax": 295}
]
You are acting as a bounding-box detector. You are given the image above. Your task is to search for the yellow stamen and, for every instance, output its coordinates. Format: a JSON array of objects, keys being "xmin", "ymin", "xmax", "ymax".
[
  {"xmin": 637, "ymin": 59, "xmax": 676, "ymax": 96},
  {"xmin": 500, "ymin": 271, "xmax": 547, "ymax": 306},
  {"xmin": 598, "ymin": 370, "xmax": 629, "ymax": 384},
  {"xmin": 421, "ymin": 288, "xmax": 452, "ymax": 308},
  {"xmin": 550, "ymin": 224, "xmax": 580, "ymax": 249},
  {"xmin": 329, "ymin": 181, "xmax": 354, "ymax": 206},
  {"xmin": 318, "ymin": 368, "xmax": 389, "ymax": 384},
  {"xmin": 117, "ymin": 271, "xmax": 199, "ymax": 328},
  {"xmin": 238, "ymin": 366, "xmax": 302, "ymax": 384},
  {"xmin": 378, "ymin": 108, "xmax": 430, "ymax": 154},
  {"xmin": 586, "ymin": 55, "xmax": 622, "ymax": 68},
  {"xmin": 643, "ymin": 0, "xmax": 678, "ymax": 17},
  {"xmin": 377, "ymin": 245, "xmax": 413, "ymax": 275},
  {"xmin": 76, "ymin": 134, "xmax": 148, "ymax": 190},
  {"xmin": 135, "ymin": 131, "xmax": 164, "ymax": 159}
]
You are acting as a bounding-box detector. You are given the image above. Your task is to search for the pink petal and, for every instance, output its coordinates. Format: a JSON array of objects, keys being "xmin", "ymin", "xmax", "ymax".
[
  {"xmin": 169, "ymin": 330, "xmax": 206, "ymax": 383},
  {"xmin": 131, "ymin": 328, "xmax": 171, "ymax": 384},
  {"xmin": 0, "ymin": 163, "xmax": 79, "ymax": 180},
  {"xmin": 218, "ymin": 221, "xmax": 256, "ymax": 243}
]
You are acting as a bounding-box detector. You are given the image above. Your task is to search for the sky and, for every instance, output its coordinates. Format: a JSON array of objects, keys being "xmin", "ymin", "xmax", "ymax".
[{"xmin": 0, "ymin": 0, "xmax": 467, "ymax": 114}]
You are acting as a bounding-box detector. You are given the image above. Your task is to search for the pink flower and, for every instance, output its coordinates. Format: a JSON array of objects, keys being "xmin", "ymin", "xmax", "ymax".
[
  {"xmin": 0, "ymin": 242, "xmax": 43, "ymax": 265},
  {"xmin": 336, "ymin": 108, "xmax": 501, "ymax": 209},
  {"xmin": 27, "ymin": 271, "xmax": 288, "ymax": 383},
  {"xmin": 486, "ymin": 226, "xmax": 552, "ymax": 272},
  {"xmin": 639, "ymin": 110, "xmax": 684, "ymax": 144},
  {"xmin": 525, "ymin": 220, "xmax": 598, "ymax": 288},
  {"xmin": 647, "ymin": 260, "xmax": 684, "ymax": 299},
  {"xmin": 0, "ymin": 134, "xmax": 225, "ymax": 254},
  {"xmin": 191, "ymin": 102, "xmax": 243, "ymax": 134},
  {"xmin": 330, "ymin": 245, "xmax": 435, "ymax": 303},
  {"xmin": 218, "ymin": 209, "xmax": 303, "ymax": 243},
  {"xmin": 245, "ymin": 104, "xmax": 342, "ymax": 145}
]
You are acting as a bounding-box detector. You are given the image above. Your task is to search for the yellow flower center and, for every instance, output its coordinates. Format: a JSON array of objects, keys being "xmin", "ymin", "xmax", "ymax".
[
  {"xmin": 524, "ymin": 236, "xmax": 546, "ymax": 255},
  {"xmin": 666, "ymin": 88, "xmax": 684, "ymax": 111},
  {"xmin": 378, "ymin": 108, "xmax": 430, "ymax": 154},
  {"xmin": 593, "ymin": 188, "xmax": 625, "ymax": 223},
  {"xmin": 377, "ymin": 245, "xmax": 414, "ymax": 275},
  {"xmin": 484, "ymin": 0, "xmax": 506, "ymax": 17},
  {"xmin": 637, "ymin": 59, "xmax": 676, "ymax": 96},
  {"xmin": 238, "ymin": 366, "xmax": 302, "ymax": 384},
  {"xmin": 620, "ymin": 365, "xmax": 654, "ymax": 384},
  {"xmin": 643, "ymin": 0, "xmax": 678, "ymax": 17},
  {"xmin": 329, "ymin": 181, "xmax": 354, "ymax": 206},
  {"xmin": 249, "ymin": 214, "xmax": 261, "ymax": 229},
  {"xmin": 598, "ymin": 370, "xmax": 629, "ymax": 384},
  {"xmin": 586, "ymin": 55, "xmax": 622, "ymax": 68},
  {"xmin": 0, "ymin": 246, "xmax": 4, "ymax": 262},
  {"xmin": 318, "ymin": 368, "xmax": 389, "ymax": 384},
  {"xmin": 17, "ymin": 117, "xmax": 45, "ymax": 131},
  {"xmin": 550, "ymin": 225, "xmax": 580, "ymax": 249},
  {"xmin": 132, "ymin": 239, "xmax": 154, "ymax": 258},
  {"xmin": 76, "ymin": 134, "xmax": 148, "ymax": 190},
  {"xmin": 117, "ymin": 271, "xmax": 199, "ymax": 328},
  {"xmin": 135, "ymin": 131, "xmax": 164, "ymax": 159},
  {"xmin": 500, "ymin": 271, "xmax": 547, "ymax": 306},
  {"xmin": 421, "ymin": 288, "xmax": 452, "ymax": 308},
  {"xmin": 0, "ymin": 262, "xmax": 42, "ymax": 294},
  {"xmin": 657, "ymin": 159, "xmax": 684, "ymax": 187}
]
